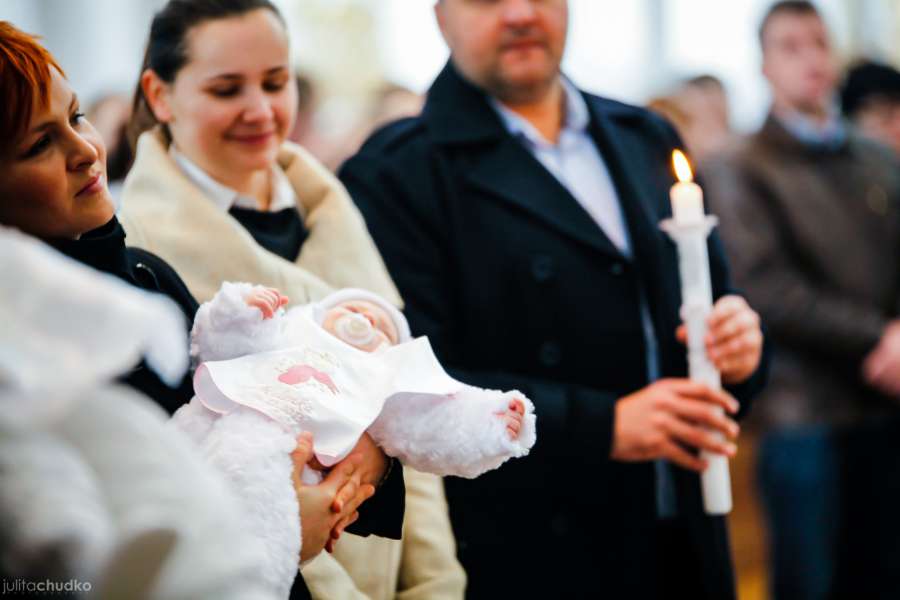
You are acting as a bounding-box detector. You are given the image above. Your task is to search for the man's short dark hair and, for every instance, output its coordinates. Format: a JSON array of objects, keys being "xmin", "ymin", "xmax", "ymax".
[{"xmin": 759, "ymin": 1, "xmax": 821, "ymax": 47}]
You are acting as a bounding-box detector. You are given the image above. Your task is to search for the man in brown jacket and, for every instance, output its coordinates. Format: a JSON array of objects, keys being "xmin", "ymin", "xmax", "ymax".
[{"xmin": 704, "ymin": 2, "xmax": 900, "ymax": 599}]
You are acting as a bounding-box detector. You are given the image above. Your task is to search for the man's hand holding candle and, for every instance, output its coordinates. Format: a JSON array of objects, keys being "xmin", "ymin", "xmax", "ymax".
[
  {"xmin": 611, "ymin": 380, "xmax": 740, "ymax": 471},
  {"xmin": 676, "ymin": 295, "xmax": 764, "ymax": 385}
]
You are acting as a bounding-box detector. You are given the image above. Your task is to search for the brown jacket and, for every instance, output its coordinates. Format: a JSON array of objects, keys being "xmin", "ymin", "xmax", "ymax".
[{"xmin": 704, "ymin": 115, "xmax": 900, "ymax": 428}]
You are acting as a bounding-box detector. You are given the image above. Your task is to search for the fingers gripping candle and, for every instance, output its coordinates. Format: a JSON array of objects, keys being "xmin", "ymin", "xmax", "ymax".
[{"xmin": 661, "ymin": 150, "xmax": 733, "ymax": 515}]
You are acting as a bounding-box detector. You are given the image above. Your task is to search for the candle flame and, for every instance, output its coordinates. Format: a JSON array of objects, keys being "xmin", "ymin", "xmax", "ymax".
[{"xmin": 672, "ymin": 149, "xmax": 694, "ymax": 183}]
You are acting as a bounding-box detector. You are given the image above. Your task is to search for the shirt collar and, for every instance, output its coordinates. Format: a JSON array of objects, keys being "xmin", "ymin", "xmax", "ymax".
[
  {"xmin": 489, "ymin": 76, "xmax": 590, "ymax": 148},
  {"xmin": 775, "ymin": 108, "xmax": 847, "ymax": 150},
  {"xmin": 270, "ymin": 167, "xmax": 297, "ymax": 212},
  {"xmin": 169, "ymin": 145, "xmax": 296, "ymax": 213}
]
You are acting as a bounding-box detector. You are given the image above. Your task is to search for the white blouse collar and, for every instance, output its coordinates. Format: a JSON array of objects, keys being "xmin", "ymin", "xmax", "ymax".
[{"xmin": 169, "ymin": 145, "xmax": 296, "ymax": 213}]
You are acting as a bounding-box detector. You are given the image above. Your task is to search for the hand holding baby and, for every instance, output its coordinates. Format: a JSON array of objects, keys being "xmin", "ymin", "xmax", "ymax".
[{"xmin": 290, "ymin": 432, "xmax": 374, "ymax": 561}]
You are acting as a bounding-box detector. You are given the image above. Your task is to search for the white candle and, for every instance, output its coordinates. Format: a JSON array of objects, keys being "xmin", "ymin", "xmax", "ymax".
[
  {"xmin": 670, "ymin": 149, "xmax": 705, "ymax": 224},
  {"xmin": 661, "ymin": 149, "xmax": 733, "ymax": 516},
  {"xmin": 671, "ymin": 181, "xmax": 704, "ymax": 224}
]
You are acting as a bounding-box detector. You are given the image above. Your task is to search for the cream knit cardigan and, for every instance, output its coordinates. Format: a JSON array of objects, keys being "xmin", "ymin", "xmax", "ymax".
[{"xmin": 119, "ymin": 128, "xmax": 400, "ymax": 306}]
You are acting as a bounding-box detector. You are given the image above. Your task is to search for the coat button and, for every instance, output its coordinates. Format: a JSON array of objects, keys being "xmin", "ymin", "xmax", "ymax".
[
  {"xmin": 531, "ymin": 255, "xmax": 556, "ymax": 283},
  {"xmin": 610, "ymin": 262, "xmax": 625, "ymax": 276},
  {"xmin": 539, "ymin": 341, "xmax": 562, "ymax": 367}
]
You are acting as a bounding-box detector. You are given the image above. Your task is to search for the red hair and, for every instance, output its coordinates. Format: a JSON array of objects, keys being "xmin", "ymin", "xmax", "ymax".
[{"xmin": 0, "ymin": 21, "xmax": 65, "ymax": 148}]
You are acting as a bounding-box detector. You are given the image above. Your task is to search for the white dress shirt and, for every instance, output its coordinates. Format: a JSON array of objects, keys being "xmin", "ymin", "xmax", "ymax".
[{"xmin": 490, "ymin": 77, "xmax": 632, "ymax": 256}]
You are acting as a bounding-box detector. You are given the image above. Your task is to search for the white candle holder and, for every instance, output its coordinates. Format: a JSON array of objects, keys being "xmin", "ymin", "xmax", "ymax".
[{"xmin": 660, "ymin": 215, "xmax": 733, "ymax": 515}]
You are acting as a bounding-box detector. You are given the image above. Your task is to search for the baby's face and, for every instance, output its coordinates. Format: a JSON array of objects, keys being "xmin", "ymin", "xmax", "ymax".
[{"xmin": 322, "ymin": 300, "xmax": 398, "ymax": 352}]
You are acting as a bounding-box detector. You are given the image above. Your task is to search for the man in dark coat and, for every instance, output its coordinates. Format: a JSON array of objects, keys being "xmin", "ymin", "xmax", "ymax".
[{"xmin": 339, "ymin": 1, "xmax": 769, "ymax": 598}]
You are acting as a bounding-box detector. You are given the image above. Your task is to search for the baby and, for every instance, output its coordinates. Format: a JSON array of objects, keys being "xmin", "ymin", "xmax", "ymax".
[
  {"xmin": 172, "ymin": 282, "xmax": 536, "ymax": 598},
  {"xmin": 248, "ymin": 286, "xmax": 527, "ymax": 442}
]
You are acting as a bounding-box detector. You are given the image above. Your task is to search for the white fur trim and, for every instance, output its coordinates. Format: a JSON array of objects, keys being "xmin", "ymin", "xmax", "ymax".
[
  {"xmin": 3, "ymin": 386, "xmax": 278, "ymax": 599},
  {"xmin": 0, "ymin": 428, "xmax": 115, "ymax": 581},
  {"xmin": 191, "ymin": 282, "xmax": 290, "ymax": 364},
  {"xmin": 184, "ymin": 407, "xmax": 301, "ymax": 599},
  {"xmin": 368, "ymin": 387, "xmax": 536, "ymax": 479}
]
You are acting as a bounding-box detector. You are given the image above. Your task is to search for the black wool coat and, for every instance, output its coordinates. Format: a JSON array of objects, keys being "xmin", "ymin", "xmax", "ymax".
[{"xmin": 340, "ymin": 62, "xmax": 769, "ymax": 600}]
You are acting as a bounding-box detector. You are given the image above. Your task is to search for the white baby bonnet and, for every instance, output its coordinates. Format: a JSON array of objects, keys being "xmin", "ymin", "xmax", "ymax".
[{"xmin": 310, "ymin": 287, "xmax": 412, "ymax": 343}]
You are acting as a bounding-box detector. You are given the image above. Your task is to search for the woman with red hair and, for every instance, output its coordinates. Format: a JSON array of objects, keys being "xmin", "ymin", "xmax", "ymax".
[
  {"xmin": 0, "ymin": 22, "xmax": 377, "ymax": 594},
  {"xmin": 0, "ymin": 20, "xmax": 196, "ymax": 411}
]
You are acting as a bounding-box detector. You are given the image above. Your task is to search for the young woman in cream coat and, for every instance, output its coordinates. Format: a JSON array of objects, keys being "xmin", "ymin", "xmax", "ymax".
[{"xmin": 119, "ymin": 1, "xmax": 465, "ymax": 598}]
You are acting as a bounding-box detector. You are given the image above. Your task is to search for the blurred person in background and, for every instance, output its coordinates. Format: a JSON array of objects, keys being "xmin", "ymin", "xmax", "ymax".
[
  {"xmin": 648, "ymin": 75, "xmax": 735, "ymax": 165},
  {"xmin": 286, "ymin": 71, "xmax": 341, "ymax": 168},
  {"xmin": 341, "ymin": 0, "xmax": 769, "ymax": 598},
  {"xmin": 287, "ymin": 72, "xmax": 317, "ymax": 146},
  {"xmin": 840, "ymin": 60, "xmax": 900, "ymax": 157},
  {"xmin": 703, "ymin": 2, "xmax": 900, "ymax": 598},
  {"xmin": 120, "ymin": 1, "xmax": 465, "ymax": 598},
  {"xmin": 86, "ymin": 92, "xmax": 134, "ymax": 200},
  {"xmin": 304, "ymin": 81, "xmax": 425, "ymax": 173},
  {"xmin": 333, "ymin": 82, "xmax": 425, "ymax": 171},
  {"xmin": 366, "ymin": 83, "xmax": 425, "ymax": 134}
]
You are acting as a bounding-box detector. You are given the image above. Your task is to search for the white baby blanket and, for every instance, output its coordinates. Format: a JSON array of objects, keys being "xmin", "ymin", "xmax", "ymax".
[{"xmin": 193, "ymin": 309, "xmax": 461, "ymax": 466}]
